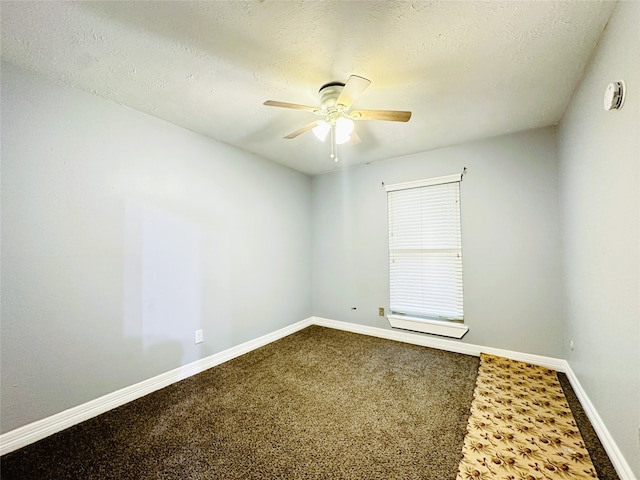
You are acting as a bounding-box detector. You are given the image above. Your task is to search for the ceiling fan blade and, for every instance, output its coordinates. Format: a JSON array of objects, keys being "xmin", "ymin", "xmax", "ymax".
[
  {"xmin": 351, "ymin": 109, "xmax": 412, "ymax": 122},
  {"xmin": 264, "ymin": 100, "xmax": 318, "ymax": 113},
  {"xmin": 284, "ymin": 121, "xmax": 319, "ymax": 139},
  {"xmin": 348, "ymin": 130, "xmax": 362, "ymax": 146},
  {"xmin": 336, "ymin": 75, "xmax": 371, "ymax": 109}
]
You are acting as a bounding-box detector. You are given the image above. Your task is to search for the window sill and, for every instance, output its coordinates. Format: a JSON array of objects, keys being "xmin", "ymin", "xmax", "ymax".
[{"xmin": 387, "ymin": 314, "xmax": 469, "ymax": 339}]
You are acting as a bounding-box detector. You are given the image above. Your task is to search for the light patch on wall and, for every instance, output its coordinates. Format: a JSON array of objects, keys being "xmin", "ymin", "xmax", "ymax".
[{"xmin": 123, "ymin": 200, "xmax": 202, "ymax": 354}]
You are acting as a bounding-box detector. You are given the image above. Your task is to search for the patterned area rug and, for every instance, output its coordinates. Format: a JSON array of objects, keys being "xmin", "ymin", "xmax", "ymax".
[{"xmin": 456, "ymin": 354, "xmax": 599, "ymax": 480}]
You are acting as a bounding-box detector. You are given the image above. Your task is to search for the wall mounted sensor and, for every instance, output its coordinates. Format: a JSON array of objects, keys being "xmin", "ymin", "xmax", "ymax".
[{"xmin": 604, "ymin": 80, "xmax": 626, "ymax": 110}]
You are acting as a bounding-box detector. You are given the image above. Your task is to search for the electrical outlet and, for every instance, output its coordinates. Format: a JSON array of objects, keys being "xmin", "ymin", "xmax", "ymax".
[
  {"xmin": 379, "ymin": 307, "xmax": 385, "ymax": 316},
  {"xmin": 569, "ymin": 340, "xmax": 574, "ymax": 351},
  {"xmin": 195, "ymin": 329, "xmax": 203, "ymax": 344}
]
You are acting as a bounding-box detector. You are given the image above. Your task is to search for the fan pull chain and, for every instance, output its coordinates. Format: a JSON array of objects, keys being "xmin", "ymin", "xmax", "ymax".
[{"xmin": 330, "ymin": 124, "xmax": 338, "ymax": 162}]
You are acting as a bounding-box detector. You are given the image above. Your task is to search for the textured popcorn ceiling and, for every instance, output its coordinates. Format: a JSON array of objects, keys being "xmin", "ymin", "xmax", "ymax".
[{"xmin": 1, "ymin": 1, "xmax": 615, "ymax": 175}]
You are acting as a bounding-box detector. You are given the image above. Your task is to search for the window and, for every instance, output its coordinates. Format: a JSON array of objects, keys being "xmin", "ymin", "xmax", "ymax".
[{"xmin": 385, "ymin": 174, "xmax": 465, "ymax": 337}]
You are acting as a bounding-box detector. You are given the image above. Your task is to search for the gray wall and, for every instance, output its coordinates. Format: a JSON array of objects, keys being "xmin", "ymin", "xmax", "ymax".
[
  {"xmin": 1, "ymin": 62, "xmax": 312, "ymax": 433},
  {"xmin": 311, "ymin": 127, "xmax": 564, "ymax": 358},
  {"xmin": 557, "ymin": 0, "xmax": 640, "ymax": 475}
]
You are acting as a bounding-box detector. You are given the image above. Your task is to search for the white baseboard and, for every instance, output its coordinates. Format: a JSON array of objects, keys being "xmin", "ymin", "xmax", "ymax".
[
  {"xmin": 563, "ymin": 366, "xmax": 638, "ymax": 480},
  {"xmin": 0, "ymin": 317, "xmax": 313, "ymax": 456},
  {"xmin": 2, "ymin": 316, "xmax": 635, "ymax": 479},
  {"xmin": 310, "ymin": 317, "xmax": 636, "ymax": 480},
  {"xmin": 310, "ymin": 316, "xmax": 567, "ymax": 371}
]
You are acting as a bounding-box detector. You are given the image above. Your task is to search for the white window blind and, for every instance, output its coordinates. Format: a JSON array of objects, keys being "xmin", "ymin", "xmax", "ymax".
[{"xmin": 386, "ymin": 174, "xmax": 464, "ymax": 321}]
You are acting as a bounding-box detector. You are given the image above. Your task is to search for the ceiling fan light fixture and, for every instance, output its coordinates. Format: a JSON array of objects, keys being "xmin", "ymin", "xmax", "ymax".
[
  {"xmin": 334, "ymin": 116, "xmax": 354, "ymax": 145},
  {"xmin": 312, "ymin": 121, "xmax": 330, "ymax": 142},
  {"xmin": 335, "ymin": 116, "xmax": 354, "ymax": 136}
]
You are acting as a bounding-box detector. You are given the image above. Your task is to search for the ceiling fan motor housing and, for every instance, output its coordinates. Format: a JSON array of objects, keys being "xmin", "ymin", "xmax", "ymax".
[{"xmin": 318, "ymin": 82, "xmax": 345, "ymax": 111}]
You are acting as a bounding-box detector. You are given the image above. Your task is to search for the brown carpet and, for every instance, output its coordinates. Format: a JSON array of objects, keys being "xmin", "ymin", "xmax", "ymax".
[{"xmin": 0, "ymin": 326, "xmax": 619, "ymax": 479}]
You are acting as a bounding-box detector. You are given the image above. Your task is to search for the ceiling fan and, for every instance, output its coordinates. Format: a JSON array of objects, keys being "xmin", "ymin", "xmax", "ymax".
[{"xmin": 263, "ymin": 75, "xmax": 411, "ymax": 162}]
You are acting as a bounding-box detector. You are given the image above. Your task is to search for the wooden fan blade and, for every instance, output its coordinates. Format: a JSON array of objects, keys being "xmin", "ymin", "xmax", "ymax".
[
  {"xmin": 336, "ymin": 75, "xmax": 371, "ymax": 109},
  {"xmin": 348, "ymin": 130, "xmax": 362, "ymax": 146},
  {"xmin": 264, "ymin": 100, "xmax": 319, "ymax": 113},
  {"xmin": 284, "ymin": 121, "xmax": 319, "ymax": 139},
  {"xmin": 351, "ymin": 109, "xmax": 412, "ymax": 122}
]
